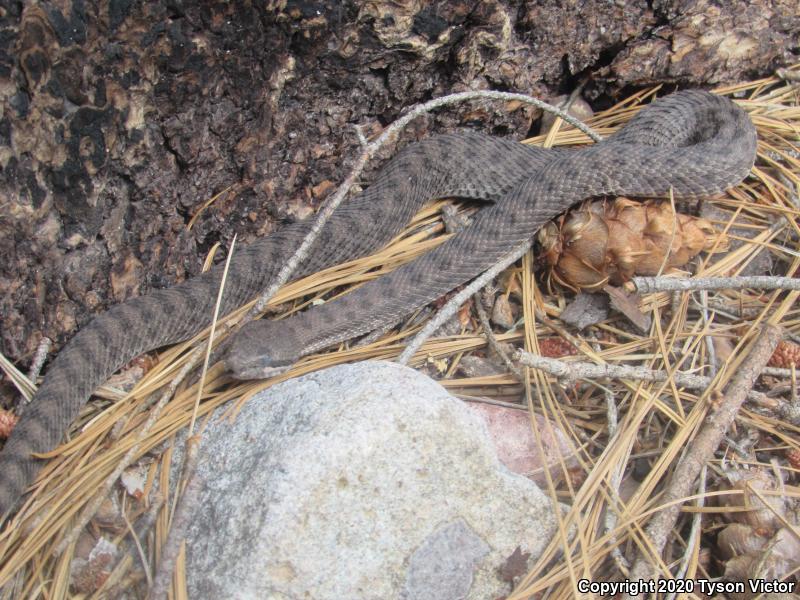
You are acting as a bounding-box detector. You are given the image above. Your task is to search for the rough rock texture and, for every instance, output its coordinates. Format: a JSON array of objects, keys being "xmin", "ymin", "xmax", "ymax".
[
  {"xmin": 0, "ymin": 1, "xmax": 796, "ymax": 377},
  {"xmin": 183, "ymin": 361, "xmax": 563, "ymax": 599}
]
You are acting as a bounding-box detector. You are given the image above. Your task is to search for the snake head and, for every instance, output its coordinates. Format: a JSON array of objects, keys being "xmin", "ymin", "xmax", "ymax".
[{"xmin": 224, "ymin": 320, "xmax": 298, "ymax": 380}]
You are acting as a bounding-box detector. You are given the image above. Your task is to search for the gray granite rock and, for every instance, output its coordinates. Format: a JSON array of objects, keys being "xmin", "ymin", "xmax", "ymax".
[{"xmin": 185, "ymin": 361, "xmax": 562, "ymax": 599}]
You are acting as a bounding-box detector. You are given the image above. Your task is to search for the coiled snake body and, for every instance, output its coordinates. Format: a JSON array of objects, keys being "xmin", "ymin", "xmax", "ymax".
[{"xmin": 0, "ymin": 91, "xmax": 757, "ymax": 518}]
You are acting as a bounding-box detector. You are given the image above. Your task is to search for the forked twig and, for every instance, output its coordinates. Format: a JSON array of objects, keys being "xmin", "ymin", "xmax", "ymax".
[
  {"xmin": 398, "ymin": 241, "xmax": 533, "ymax": 364},
  {"xmin": 514, "ymin": 350, "xmax": 774, "ymax": 404}
]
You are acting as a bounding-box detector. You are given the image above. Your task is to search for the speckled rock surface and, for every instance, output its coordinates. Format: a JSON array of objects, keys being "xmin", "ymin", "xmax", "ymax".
[{"xmin": 184, "ymin": 361, "xmax": 563, "ymax": 599}]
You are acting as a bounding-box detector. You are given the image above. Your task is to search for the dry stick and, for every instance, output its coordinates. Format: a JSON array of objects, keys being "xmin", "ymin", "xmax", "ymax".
[
  {"xmin": 666, "ymin": 465, "xmax": 707, "ymax": 600},
  {"xmin": 761, "ymin": 367, "xmax": 793, "ymax": 379},
  {"xmin": 122, "ymin": 508, "xmax": 153, "ymax": 588},
  {"xmin": 514, "ymin": 351, "xmax": 777, "ymax": 404},
  {"xmin": 148, "ymin": 237, "xmax": 238, "ymax": 599},
  {"xmin": 398, "ymin": 241, "xmax": 533, "ymax": 365},
  {"xmin": 690, "ymin": 296, "xmax": 761, "ymax": 319},
  {"xmin": 118, "ymin": 492, "xmax": 165, "ymax": 591},
  {"xmin": 629, "ymin": 275, "xmax": 800, "ymax": 294},
  {"xmin": 698, "ymin": 290, "xmax": 717, "ymax": 379},
  {"xmin": 472, "ymin": 291, "xmax": 522, "ymax": 378},
  {"xmin": 589, "ymin": 333, "xmax": 632, "ymax": 576},
  {"xmin": 26, "ymin": 338, "xmax": 51, "ymax": 385},
  {"xmin": 624, "ymin": 323, "xmax": 782, "ymax": 589}
]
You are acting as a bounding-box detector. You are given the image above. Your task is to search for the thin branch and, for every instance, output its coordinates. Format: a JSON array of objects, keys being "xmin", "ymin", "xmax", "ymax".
[
  {"xmin": 762, "ymin": 366, "xmax": 800, "ymax": 378},
  {"xmin": 122, "ymin": 506, "xmax": 153, "ymax": 588},
  {"xmin": 628, "ymin": 275, "xmax": 800, "ymax": 294},
  {"xmin": 698, "ymin": 290, "xmax": 717, "ymax": 378},
  {"xmin": 147, "ymin": 439, "xmax": 203, "ymax": 600},
  {"xmin": 473, "ymin": 291, "xmax": 522, "ymax": 378},
  {"xmin": 26, "ymin": 337, "xmax": 51, "ymax": 384},
  {"xmin": 514, "ymin": 351, "xmax": 773, "ymax": 404},
  {"xmin": 665, "ymin": 465, "xmax": 707, "ymax": 600},
  {"xmin": 624, "ymin": 323, "xmax": 782, "ymax": 589},
  {"xmin": 398, "ymin": 241, "xmax": 532, "ymax": 365},
  {"xmin": 190, "ymin": 235, "xmax": 236, "ymax": 435},
  {"xmin": 590, "ymin": 333, "xmax": 631, "ymax": 577}
]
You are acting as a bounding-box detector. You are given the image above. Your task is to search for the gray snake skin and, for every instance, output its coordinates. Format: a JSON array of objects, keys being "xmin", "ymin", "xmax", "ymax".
[{"xmin": 0, "ymin": 91, "xmax": 757, "ymax": 519}]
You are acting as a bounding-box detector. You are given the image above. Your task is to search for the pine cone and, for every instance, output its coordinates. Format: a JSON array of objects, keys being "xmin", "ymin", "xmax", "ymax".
[
  {"xmin": 786, "ymin": 448, "xmax": 800, "ymax": 470},
  {"xmin": 769, "ymin": 340, "xmax": 800, "ymax": 369},
  {"xmin": 0, "ymin": 410, "xmax": 18, "ymax": 440},
  {"xmin": 538, "ymin": 198, "xmax": 725, "ymax": 292}
]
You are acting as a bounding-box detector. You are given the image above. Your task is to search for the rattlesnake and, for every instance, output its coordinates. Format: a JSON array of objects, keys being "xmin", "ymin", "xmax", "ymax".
[{"xmin": 0, "ymin": 90, "xmax": 757, "ymax": 519}]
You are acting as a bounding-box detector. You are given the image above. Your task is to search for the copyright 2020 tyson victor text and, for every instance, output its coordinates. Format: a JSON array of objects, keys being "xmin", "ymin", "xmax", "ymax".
[{"xmin": 577, "ymin": 578, "xmax": 796, "ymax": 596}]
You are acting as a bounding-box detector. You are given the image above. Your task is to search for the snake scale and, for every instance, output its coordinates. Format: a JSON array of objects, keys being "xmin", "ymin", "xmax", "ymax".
[{"xmin": 0, "ymin": 91, "xmax": 756, "ymax": 519}]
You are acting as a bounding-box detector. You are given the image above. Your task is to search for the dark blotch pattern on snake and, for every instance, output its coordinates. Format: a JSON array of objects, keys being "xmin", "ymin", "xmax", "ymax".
[{"xmin": 0, "ymin": 91, "xmax": 757, "ymax": 519}]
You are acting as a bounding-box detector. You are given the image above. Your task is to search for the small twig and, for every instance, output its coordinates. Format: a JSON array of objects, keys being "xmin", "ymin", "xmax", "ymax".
[
  {"xmin": 698, "ymin": 291, "xmax": 717, "ymax": 378},
  {"xmin": 514, "ymin": 351, "xmax": 772, "ymax": 404},
  {"xmin": 625, "ymin": 323, "xmax": 782, "ymax": 589},
  {"xmin": 628, "ymin": 275, "xmax": 800, "ymax": 294},
  {"xmin": 122, "ymin": 507, "xmax": 153, "ymax": 588},
  {"xmin": 26, "ymin": 337, "xmax": 51, "ymax": 384},
  {"xmin": 665, "ymin": 465, "xmax": 707, "ymax": 600},
  {"xmin": 689, "ymin": 296, "xmax": 761, "ymax": 320},
  {"xmin": 398, "ymin": 241, "xmax": 532, "ymax": 365},
  {"xmin": 589, "ymin": 333, "xmax": 631, "ymax": 576},
  {"xmin": 353, "ymin": 123, "xmax": 369, "ymax": 147},
  {"xmin": 147, "ymin": 439, "xmax": 203, "ymax": 600},
  {"xmin": 776, "ymin": 68, "xmax": 800, "ymax": 82},
  {"xmin": 473, "ymin": 291, "xmax": 522, "ymax": 378},
  {"xmin": 762, "ymin": 366, "xmax": 800, "ymax": 379},
  {"xmin": 124, "ymin": 492, "xmax": 164, "ymax": 588}
]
